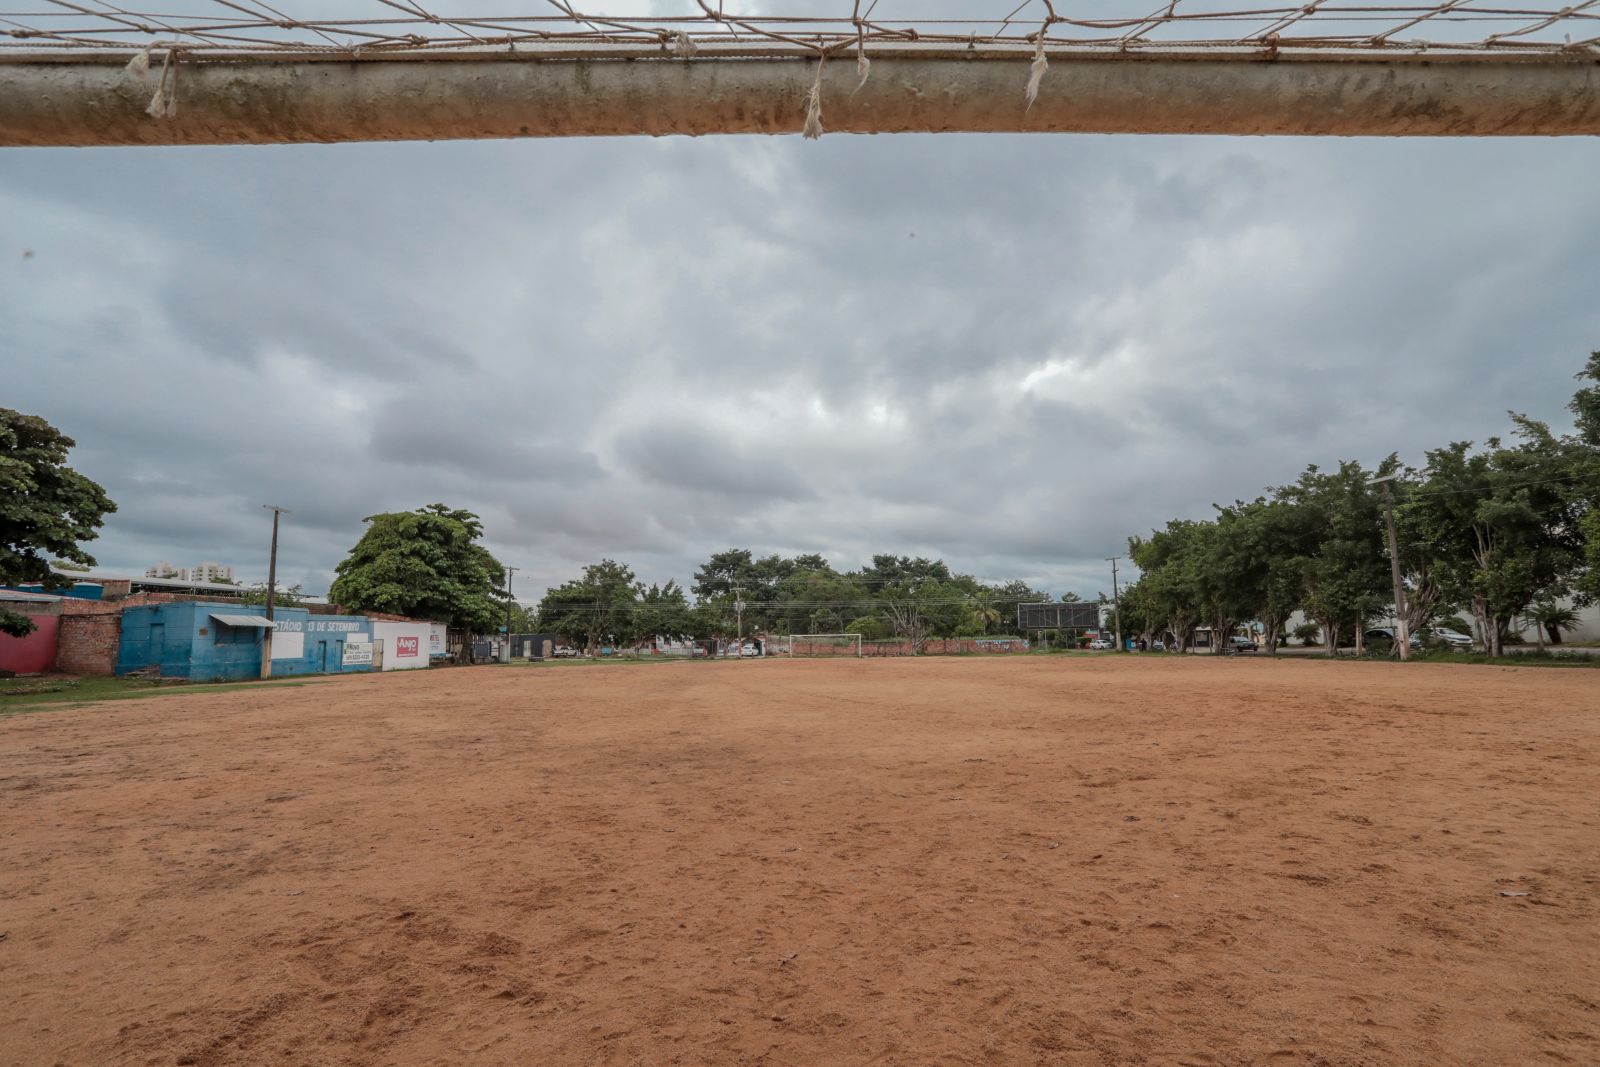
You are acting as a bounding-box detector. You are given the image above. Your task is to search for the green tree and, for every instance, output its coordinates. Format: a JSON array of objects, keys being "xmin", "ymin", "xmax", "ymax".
[
  {"xmin": 844, "ymin": 615, "xmax": 893, "ymax": 641},
  {"xmin": 1408, "ymin": 425, "xmax": 1581, "ymax": 656},
  {"xmin": 536, "ymin": 560, "xmax": 639, "ymax": 653},
  {"xmin": 770, "ymin": 564, "xmax": 861, "ymax": 635},
  {"xmin": 506, "ymin": 601, "xmax": 540, "ymax": 633},
  {"xmin": 1292, "ymin": 622, "xmax": 1322, "ymax": 646},
  {"xmin": 691, "ymin": 549, "xmax": 805, "ymax": 632},
  {"xmin": 0, "ymin": 409, "xmax": 116, "ymax": 636},
  {"xmin": 1214, "ymin": 498, "xmax": 1315, "ymax": 655},
  {"xmin": 1129, "ymin": 520, "xmax": 1208, "ymax": 651},
  {"xmin": 328, "ymin": 504, "xmax": 505, "ymax": 634},
  {"xmin": 1276, "ymin": 461, "xmax": 1390, "ymax": 656},
  {"xmin": 239, "ymin": 581, "xmax": 306, "ymax": 606},
  {"xmin": 1563, "ymin": 353, "xmax": 1600, "ymax": 604},
  {"xmin": 1522, "ymin": 600, "xmax": 1580, "ymax": 648},
  {"xmin": 631, "ymin": 581, "xmax": 697, "ymax": 645},
  {"xmin": 875, "ymin": 574, "xmax": 965, "ymax": 651}
]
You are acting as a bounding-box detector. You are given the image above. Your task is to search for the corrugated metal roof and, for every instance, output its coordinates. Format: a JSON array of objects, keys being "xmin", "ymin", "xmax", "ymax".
[
  {"xmin": 0, "ymin": 588, "xmax": 61, "ymax": 602},
  {"xmin": 208, "ymin": 613, "xmax": 276, "ymax": 628}
]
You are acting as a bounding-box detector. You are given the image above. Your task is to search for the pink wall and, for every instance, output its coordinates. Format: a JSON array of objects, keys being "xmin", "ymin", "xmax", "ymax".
[{"xmin": 0, "ymin": 614, "xmax": 59, "ymax": 674}]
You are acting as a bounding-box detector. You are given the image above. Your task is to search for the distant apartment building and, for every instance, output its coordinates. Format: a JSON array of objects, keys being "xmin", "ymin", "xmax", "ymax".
[
  {"xmin": 189, "ymin": 561, "xmax": 235, "ymax": 583},
  {"xmin": 144, "ymin": 560, "xmax": 235, "ymax": 583}
]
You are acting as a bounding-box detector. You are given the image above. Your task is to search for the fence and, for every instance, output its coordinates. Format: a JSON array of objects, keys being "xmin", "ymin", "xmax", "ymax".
[{"xmin": 857, "ymin": 637, "xmax": 1032, "ymax": 657}]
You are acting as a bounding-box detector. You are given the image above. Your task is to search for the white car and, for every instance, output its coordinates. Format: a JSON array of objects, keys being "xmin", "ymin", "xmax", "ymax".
[
  {"xmin": 1426, "ymin": 627, "xmax": 1474, "ymax": 648},
  {"xmin": 1088, "ymin": 638, "xmax": 1113, "ymax": 650}
]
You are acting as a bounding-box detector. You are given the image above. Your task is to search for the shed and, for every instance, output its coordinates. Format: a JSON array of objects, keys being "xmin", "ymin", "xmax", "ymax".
[{"xmin": 0, "ymin": 589, "xmax": 64, "ymax": 675}]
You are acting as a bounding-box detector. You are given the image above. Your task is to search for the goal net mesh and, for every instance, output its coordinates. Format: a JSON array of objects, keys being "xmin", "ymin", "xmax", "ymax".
[
  {"xmin": 786, "ymin": 633, "xmax": 863, "ymax": 658},
  {"xmin": 3, "ymin": 1, "xmax": 1593, "ymax": 59}
]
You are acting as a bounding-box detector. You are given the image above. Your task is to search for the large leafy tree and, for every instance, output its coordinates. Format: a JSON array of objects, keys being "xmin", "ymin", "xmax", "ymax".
[
  {"xmin": 630, "ymin": 580, "xmax": 697, "ymax": 645},
  {"xmin": 0, "ymin": 409, "xmax": 116, "ymax": 636},
  {"xmin": 329, "ymin": 504, "xmax": 505, "ymax": 633},
  {"xmin": 1276, "ymin": 461, "xmax": 1390, "ymax": 656},
  {"xmin": 536, "ymin": 560, "xmax": 640, "ymax": 652},
  {"xmin": 1129, "ymin": 520, "xmax": 1208, "ymax": 651},
  {"xmin": 1565, "ymin": 353, "xmax": 1600, "ymax": 604},
  {"xmin": 1408, "ymin": 425, "xmax": 1581, "ymax": 655},
  {"xmin": 691, "ymin": 549, "xmax": 809, "ymax": 633}
]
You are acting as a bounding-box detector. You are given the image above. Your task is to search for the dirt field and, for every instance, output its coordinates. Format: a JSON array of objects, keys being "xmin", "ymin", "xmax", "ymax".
[{"xmin": 2, "ymin": 657, "xmax": 1596, "ymax": 1066}]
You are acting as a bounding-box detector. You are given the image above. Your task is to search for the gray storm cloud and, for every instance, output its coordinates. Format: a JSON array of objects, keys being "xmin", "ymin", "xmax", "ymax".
[{"xmin": 5, "ymin": 132, "xmax": 1598, "ymax": 602}]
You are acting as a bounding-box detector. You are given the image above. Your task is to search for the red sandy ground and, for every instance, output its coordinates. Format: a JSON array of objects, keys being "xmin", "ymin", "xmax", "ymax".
[{"xmin": 1, "ymin": 657, "xmax": 1596, "ymax": 1066}]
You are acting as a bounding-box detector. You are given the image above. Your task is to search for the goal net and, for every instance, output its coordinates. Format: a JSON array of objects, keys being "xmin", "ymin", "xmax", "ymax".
[{"xmin": 787, "ymin": 634, "xmax": 863, "ymax": 659}]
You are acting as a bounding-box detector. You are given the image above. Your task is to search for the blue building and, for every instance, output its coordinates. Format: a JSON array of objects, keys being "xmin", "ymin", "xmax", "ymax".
[
  {"xmin": 117, "ymin": 602, "xmax": 376, "ymax": 681},
  {"xmin": 265, "ymin": 610, "xmax": 375, "ymax": 677}
]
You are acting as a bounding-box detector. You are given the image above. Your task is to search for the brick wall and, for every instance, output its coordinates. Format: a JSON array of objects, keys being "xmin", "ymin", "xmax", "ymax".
[
  {"xmin": 57, "ymin": 613, "xmax": 122, "ymax": 675},
  {"xmin": 59, "ymin": 591, "xmax": 186, "ymax": 616}
]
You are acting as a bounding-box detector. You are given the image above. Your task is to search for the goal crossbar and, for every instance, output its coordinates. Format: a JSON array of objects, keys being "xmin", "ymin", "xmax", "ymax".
[
  {"xmin": 2, "ymin": 53, "xmax": 1597, "ymax": 147},
  {"xmin": 787, "ymin": 633, "xmax": 863, "ymax": 658}
]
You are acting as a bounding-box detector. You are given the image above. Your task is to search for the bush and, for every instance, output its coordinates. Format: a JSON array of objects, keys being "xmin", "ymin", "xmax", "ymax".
[{"xmin": 1292, "ymin": 623, "xmax": 1321, "ymax": 647}]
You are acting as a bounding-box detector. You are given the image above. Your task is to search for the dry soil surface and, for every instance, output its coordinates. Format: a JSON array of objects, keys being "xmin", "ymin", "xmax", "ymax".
[{"xmin": 1, "ymin": 656, "xmax": 1596, "ymax": 1066}]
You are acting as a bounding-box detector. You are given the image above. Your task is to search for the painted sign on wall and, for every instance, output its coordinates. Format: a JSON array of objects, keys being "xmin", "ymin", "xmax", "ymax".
[
  {"xmin": 342, "ymin": 641, "xmax": 373, "ymax": 666},
  {"xmin": 271, "ymin": 628, "xmax": 305, "ymax": 660},
  {"xmin": 396, "ymin": 636, "xmax": 420, "ymax": 658}
]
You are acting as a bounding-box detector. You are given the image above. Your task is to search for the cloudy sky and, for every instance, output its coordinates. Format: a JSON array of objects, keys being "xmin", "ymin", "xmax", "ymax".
[{"xmin": 6, "ymin": 126, "xmax": 1599, "ymax": 602}]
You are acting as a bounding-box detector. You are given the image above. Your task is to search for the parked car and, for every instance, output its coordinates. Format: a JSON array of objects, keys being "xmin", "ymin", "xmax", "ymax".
[
  {"xmin": 1088, "ymin": 638, "xmax": 1113, "ymax": 650},
  {"xmin": 1364, "ymin": 627, "xmax": 1421, "ymax": 650},
  {"xmin": 1227, "ymin": 636, "xmax": 1259, "ymax": 653},
  {"xmin": 1423, "ymin": 626, "xmax": 1474, "ymax": 648},
  {"xmin": 552, "ymin": 646, "xmax": 580, "ymax": 658},
  {"xmin": 1150, "ymin": 640, "xmax": 1166, "ymax": 652}
]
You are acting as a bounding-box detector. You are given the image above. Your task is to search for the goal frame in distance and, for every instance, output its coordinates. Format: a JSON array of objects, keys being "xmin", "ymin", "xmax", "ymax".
[{"xmin": 787, "ymin": 633, "xmax": 863, "ymax": 658}]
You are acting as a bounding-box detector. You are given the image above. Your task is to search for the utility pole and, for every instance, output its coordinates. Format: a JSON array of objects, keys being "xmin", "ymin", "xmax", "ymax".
[
  {"xmin": 261, "ymin": 505, "xmax": 290, "ymax": 678},
  {"xmin": 733, "ymin": 585, "xmax": 746, "ymax": 658},
  {"xmin": 504, "ymin": 566, "xmax": 518, "ymax": 662},
  {"xmin": 1372, "ymin": 473, "xmax": 1410, "ymax": 661},
  {"xmin": 1105, "ymin": 556, "xmax": 1123, "ymax": 652}
]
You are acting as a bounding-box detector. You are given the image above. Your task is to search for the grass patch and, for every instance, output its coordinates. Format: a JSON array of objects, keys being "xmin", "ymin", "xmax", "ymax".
[
  {"xmin": 0, "ymin": 674, "xmax": 317, "ymax": 713},
  {"xmin": 1409, "ymin": 649, "xmax": 1600, "ymax": 669}
]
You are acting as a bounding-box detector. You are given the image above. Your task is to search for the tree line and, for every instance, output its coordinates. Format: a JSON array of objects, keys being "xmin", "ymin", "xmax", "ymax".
[
  {"xmin": 1117, "ymin": 353, "xmax": 1600, "ymax": 655},
  {"xmin": 533, "ymin": 552, "xmax": 1065, "ymax": 653}
]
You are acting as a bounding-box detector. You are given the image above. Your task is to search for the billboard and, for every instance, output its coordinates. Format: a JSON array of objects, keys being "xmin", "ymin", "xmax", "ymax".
[
  {"xmin": 342, "ymin": 641, "xmax": 373, "ymax": 667},
  {"xmin": 1016, "ymin": 601, "xmax": 1101, "ymax": 630},
  {"xmin": 396, "ymin": 636, "xmax": 420, "ymax": 658}
]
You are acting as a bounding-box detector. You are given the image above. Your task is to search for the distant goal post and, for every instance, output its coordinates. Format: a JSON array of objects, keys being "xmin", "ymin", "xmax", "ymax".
[{"xmin": 786, "ymin": 634, "xmax": 863, "ymax": 658}]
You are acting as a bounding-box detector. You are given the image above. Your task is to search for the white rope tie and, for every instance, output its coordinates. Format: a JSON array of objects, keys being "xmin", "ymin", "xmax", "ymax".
[
  {"xmin": 1025, "ymin": 23, "xmax": 1049, "ymax": 110},
  {"xmin": 145, "ymin": 48, "xmax": 178, "ymax": 119},
  {"xmin": 853, "ymin": 19, "xmax": 870, "ymax": 94},
  {"xmin": 126, "ymin": 45, "xmax": 178, "ymax": 120},
  {"xmin": 802, "ymin": 54, "xmax": 824, "ymax": 140},
  {"xmin": 672, "ymin": 29, "xmax": 696, "ymax": 58}
]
